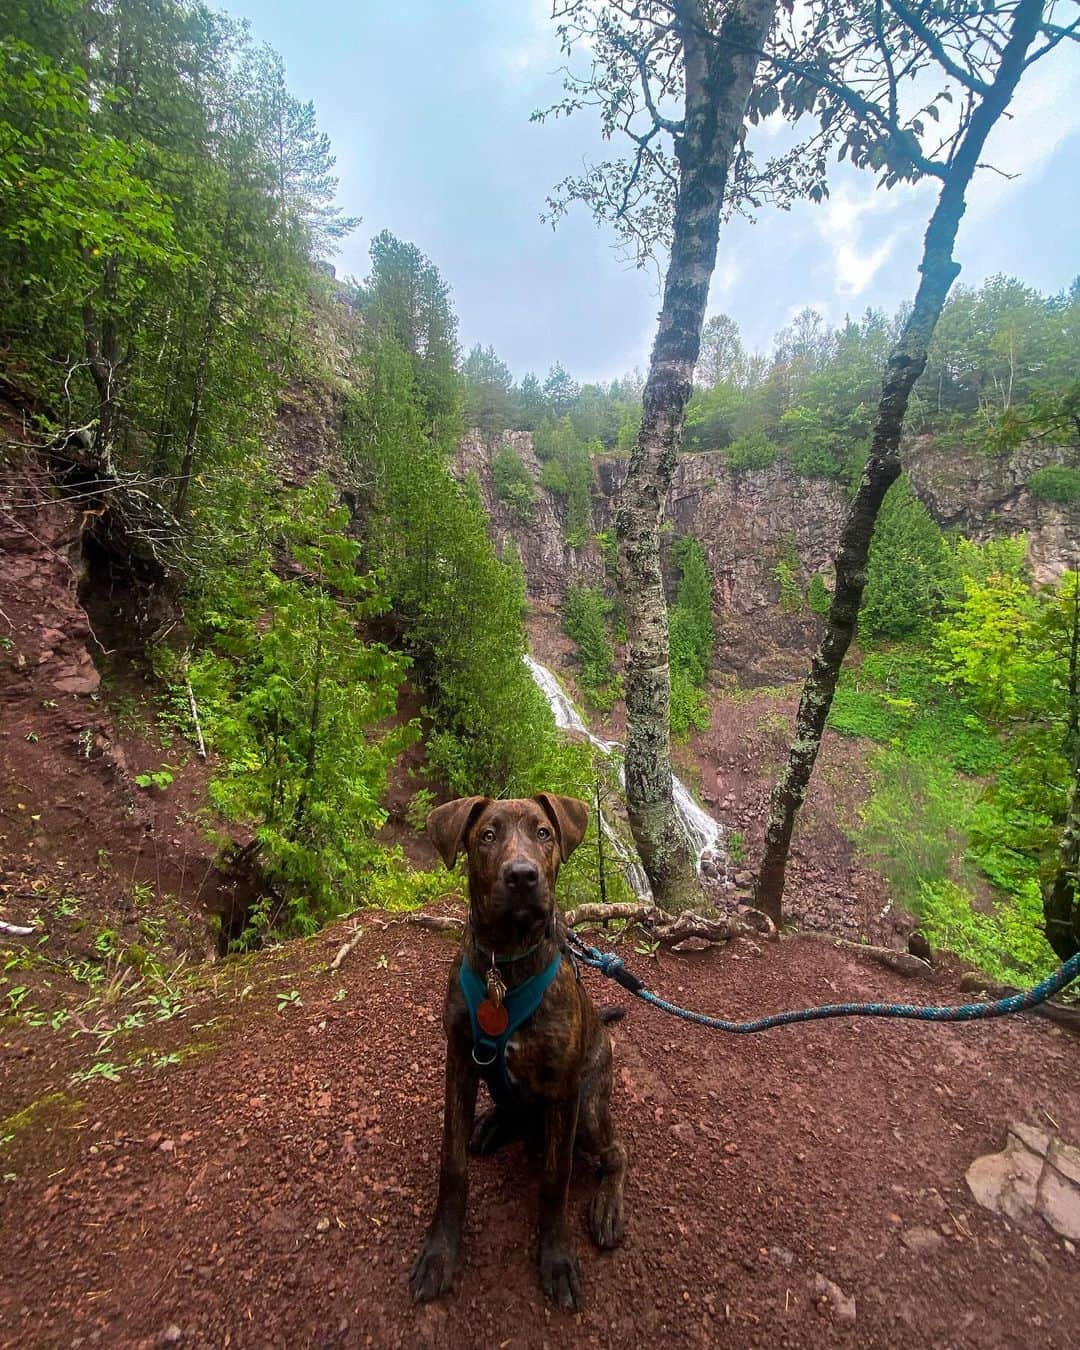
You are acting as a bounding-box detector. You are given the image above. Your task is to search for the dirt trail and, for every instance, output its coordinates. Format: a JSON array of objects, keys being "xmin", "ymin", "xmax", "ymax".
[{"xmin": 2, "ymin": 924, "xmax": 1077, "ymax": 1349}]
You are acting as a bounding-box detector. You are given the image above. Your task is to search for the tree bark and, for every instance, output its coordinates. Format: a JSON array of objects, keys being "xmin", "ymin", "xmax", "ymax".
[
  {"xmin": 754, "ymin": 0, "xmax": 1046, "ymax": 924},
  {"xmin": 618, "ymin": 0, "xmax": 776, "ymax": 912},
  {"xmin": 1044, "ymin": 572, "xmax": 1080, "ymax": 960}
]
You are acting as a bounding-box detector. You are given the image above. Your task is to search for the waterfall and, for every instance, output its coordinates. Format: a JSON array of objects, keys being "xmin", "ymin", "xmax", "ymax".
[{"xmin": 524, "ymin": 655, "xmax": 726, "ymax": 899}]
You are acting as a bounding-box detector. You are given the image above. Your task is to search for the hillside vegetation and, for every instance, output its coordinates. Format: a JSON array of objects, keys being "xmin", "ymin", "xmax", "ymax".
[{"xmin": 1, "ymin": 0, "xmax": 1077, "ymax": 981}]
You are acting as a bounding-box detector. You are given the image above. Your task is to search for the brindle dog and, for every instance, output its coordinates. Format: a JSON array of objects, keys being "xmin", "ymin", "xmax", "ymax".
[{"xmin": 409, "ymin": 793, "xmax": 628, "ymax": 1311}]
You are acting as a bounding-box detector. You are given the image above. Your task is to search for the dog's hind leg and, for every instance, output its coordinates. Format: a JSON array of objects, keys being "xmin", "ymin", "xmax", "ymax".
[
  {"xmin": 469, "ymin": 1104, "xmax": 527, "ymax": 1156},
  {"xmin": 577, "ymin": 1057, "xmax": 627, "ymax": 1250}
]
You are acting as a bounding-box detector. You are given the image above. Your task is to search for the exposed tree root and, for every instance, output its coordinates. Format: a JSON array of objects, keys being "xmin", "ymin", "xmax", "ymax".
[{"xmin": 795, "ymin": 931, "xmax": 933, "ymax": 979}]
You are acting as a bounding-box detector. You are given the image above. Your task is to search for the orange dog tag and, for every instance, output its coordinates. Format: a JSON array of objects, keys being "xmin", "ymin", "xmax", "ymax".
[{"xmin": 477, "ymin": 999, "xmax": 510, "ymax": 1036}]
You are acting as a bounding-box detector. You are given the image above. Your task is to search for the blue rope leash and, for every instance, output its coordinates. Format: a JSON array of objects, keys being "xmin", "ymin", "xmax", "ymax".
[{"xmin": 564, "ymin": 932, "xmax": 1080, "ymax": 1033}]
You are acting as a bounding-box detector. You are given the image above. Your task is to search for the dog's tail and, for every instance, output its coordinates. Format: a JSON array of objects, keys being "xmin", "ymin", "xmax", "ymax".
[{"xmin": 599, "ymin": 1006, "xmax": 627, "ymax": 1025}]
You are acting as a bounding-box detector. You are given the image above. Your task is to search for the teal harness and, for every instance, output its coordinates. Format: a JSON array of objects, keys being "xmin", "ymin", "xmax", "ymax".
[{"xmin": 459, "ymin": 951, "xmax": 562, "ymax": 1105}]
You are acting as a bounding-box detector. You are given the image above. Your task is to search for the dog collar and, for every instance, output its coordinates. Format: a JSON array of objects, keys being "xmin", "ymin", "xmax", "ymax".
[
  {"xmin": 469, "ymin": 938, "xmax": 544, "ymax": 965},
  {"xmin": 459, "ymin": 951, "xmax": 562, "ymax": 1105}
]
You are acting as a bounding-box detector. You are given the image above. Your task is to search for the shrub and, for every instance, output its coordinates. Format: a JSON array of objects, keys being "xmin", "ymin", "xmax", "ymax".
[
  {"xmin": 181, "ymin": 477, "xmax": 415, "ymax": 935},
  {"xmin": 669, "ymin": 536, "xmax": 714, "ymax": 737},
  {"xmin": 860, "ymin": 476, "xmax": 951, "ymax": 641},
  {"xmin": 564, "ymin": 584, "xmax": 620, "ymax": 712},
  {"xmin": 917, "ymin": 878, "xmax": 1056, "ymax": 984},
  {"xmin": 807, "ymin": 572, "xmax": 831, "ymax": 615},
  {"xmin": 722, "ymin": 430, "xmax": 777, "ymax": 471},
  {"xmin": 1028, "ymin": 465, "xmax": 1080, "ymax": 505},
  {"xmin": 491, "ymin": 445, "xmax": 536, "ymax": 522}
]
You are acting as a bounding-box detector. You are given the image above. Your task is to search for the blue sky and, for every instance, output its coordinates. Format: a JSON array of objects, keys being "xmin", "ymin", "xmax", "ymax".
[{"xmin": 223, "ymin": 0, "xmax": 1079, "ymax": 383}]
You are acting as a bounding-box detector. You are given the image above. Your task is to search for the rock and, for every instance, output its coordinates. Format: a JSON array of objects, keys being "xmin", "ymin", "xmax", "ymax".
[
  {"xmin": 770, "ymin": 1246, "xmax": 795, "ymax": 1269},
  {"xmin": 315, "ymin": 1216, "xmax": 331, "ymax": 1233},
  {"xmin": 901, "ymin": 1226, "xmax": 943, "ymax": 1254},
  {"xmin": 671, "ymin": 936, "xmax": 712, "ymax": 952},
  {"xmin": 812, "ymin": 1273, "xmax": 856, "ymax": 1323},
  {"xmin": 1048, "ymin": 1137, "xmax": 1080, "ymax": 1188},
  {"xmin": 967, "ymin": 1124, "xmax": 1080, "ymax": 1241},
  {"xmin": 670, "ymin": 1121, "xmax": 696, "ymax": 1146},
  {"xmin": 1037, "ymin": 1158, "xmax": 1080, "ymax": 1241},
  {"xmin": 1010, "ymin": 1123, "xmax": 1051, "ymax": 1157},
  {"xmin": 160, "ymin": 1327, "xmax": 183, "ymax": 1345}
]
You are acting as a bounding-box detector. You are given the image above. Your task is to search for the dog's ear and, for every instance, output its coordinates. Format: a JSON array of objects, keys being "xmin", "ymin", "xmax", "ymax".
[
  {"xmin": 427, "ymin": 796, "xmax": 491, "ymax": 869},
  {"xmin": 534, "ymin": 793, "xmax": 589, "ymax": 862}
]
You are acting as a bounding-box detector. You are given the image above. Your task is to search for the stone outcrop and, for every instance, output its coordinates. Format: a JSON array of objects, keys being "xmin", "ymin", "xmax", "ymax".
[
  {"xmin": 966, "ymin": 1123, "xmax": 1080, "ymax": 1242},
  {"xmin": 456, "ymin": 429, "xmax": 1078, "ymax": 679}
]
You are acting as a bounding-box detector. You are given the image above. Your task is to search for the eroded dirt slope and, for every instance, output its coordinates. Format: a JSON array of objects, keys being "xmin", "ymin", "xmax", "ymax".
[{"xmin": 1, "ymin": 923, "xmax": 1077, "ymax": 1349}]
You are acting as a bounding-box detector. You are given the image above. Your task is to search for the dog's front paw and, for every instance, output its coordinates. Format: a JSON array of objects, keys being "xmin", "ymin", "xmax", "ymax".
[
  {"xmin": 588, "ymin": 1184, "xmax": 625, "ymax": 1250},
  {"xmin": 409, "ymin": 1228, "xmax": 459, "ymax": 1303},
  {"xmin": 539, "ymin": 1240, "xmax": 582, "ymax": 1311}
]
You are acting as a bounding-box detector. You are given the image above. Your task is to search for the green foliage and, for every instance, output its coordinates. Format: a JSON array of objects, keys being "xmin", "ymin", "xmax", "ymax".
[
  {"xmin": 771, "ymin": 535, "xmax": 802, "ymax": 615},
  {"xmin": 830, "ymin": 647, "xmax": 1003, "ymax": 774},
  {"xmin": 491, "ymin": 445, "xmax": 537, "ymax": 523},
  {"xmin": 564, "ymin": 585, "xmax": 620, "ymax": 712},
  {"xmin": 856, "ymin": 746, "xmax": 976, "ymax": 907},
  {"xmin": 922, "ymin": 275, "xmax": 1080, "ymax": 430},
  {"xmin": 404, "ymin": 789, "xmax": 437, "ymax": 835},
  {"xmin": 860, "ymin": 476, "xmax": 952, "ymax": 640},
  {"xmin": 134, "ymin": 767, "xmax": 176, "ymax": 791},
  {"xmin": 363, "ymin": 231, "xmax": 460, "ymax": 437},
  {"xmin": 842, "ymin": 563, "xmax": 1079, "ymax": 979},
  {"xmin": 533, "ymin": 416, "xmax": 593, "ymax": 546},
  {"xmin": 461, "ymin": 344, "xmax": 514, "ymax": 434},
  {"xmin": 669, "ymin": 536, "xmax": 714, "ymax": 737},
  {"xmin": 931, "ymin": 564, "xmax": 1040, "ymax": 718},
  {"xmin": 1028, "ymin": 466, "xmax": 1080, "ymax": 504},
  {"xmin": 807, "ymin": 572, "xmax": 832, "ymax": 615},
  {"xmin": 343, "ymin": 334, "xmax": 588, "ymax": 800},
  {"xmin": 177, "ymin": 477, "xmax": 415, "ymax": 935},
  {"xmin": 722, "ymin": 429, "xmax": 778, "ymax": 470},
  {"xmin": 917, "ymin": 880, "xmax": 1056, "ymax": 984},
  {"xmin": 595, "ymin": 529, "xmax": 619, "ymax": 578}
]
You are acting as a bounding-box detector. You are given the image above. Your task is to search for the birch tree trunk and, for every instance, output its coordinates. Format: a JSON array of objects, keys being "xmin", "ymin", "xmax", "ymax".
[
  {"xmin": 754, "ymin": 0, "xmax": 1046, "ymax": 923},
  {"xmin": 618, "ymin": 0, "xmax": 776, "ymax": 911}
]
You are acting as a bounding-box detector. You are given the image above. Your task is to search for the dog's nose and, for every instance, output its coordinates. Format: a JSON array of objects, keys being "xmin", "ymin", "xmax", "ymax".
[{"xmin": 503, "ymin": 859, "xmax": 539, "ymax": 890}]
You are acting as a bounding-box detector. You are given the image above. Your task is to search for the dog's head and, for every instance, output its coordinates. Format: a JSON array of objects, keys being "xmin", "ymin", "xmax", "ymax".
[{"xmin": 427, "ymin": 794, "xmax": 588, "ymax": 945}]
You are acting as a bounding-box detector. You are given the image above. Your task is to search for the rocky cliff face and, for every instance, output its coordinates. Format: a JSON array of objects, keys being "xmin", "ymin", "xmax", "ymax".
[{"xmin": 456, "ymin": 429, "xmax": 1077, "ymax": 679}]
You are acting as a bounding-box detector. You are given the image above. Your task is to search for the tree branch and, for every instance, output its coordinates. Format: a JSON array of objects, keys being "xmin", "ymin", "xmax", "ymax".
[{"xmin": 885, "ymin": 0, "xmax": 991, "ymax": 94}]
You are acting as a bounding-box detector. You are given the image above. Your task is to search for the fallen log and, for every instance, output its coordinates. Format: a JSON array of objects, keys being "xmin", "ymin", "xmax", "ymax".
[
  {"xmin": 795, "ymin": 931, "xmax": 933, "ymax": 979},
  {"xmin": 563, "ymin": 902, "xmax": 669, "ymax": 929},
  {"xmin": 406, "ymin": 913, "xmax": 466, "ymax": 934}
]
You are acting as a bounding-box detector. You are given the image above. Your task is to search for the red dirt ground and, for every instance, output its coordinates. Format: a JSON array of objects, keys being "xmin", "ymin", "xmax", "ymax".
[{"xmin": 2, "ymin": 921, "xmax": 1077, "ymax": 1349}]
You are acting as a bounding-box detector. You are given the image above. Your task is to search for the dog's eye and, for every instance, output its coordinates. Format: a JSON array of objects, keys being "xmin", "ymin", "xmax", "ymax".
[
  {"xmin": 537, "ymin": 826, "xmax": 551, "ymax": 840},
  {"xmin": 480, "ymin": 828, "xmax": 496, "ymax": 843}
]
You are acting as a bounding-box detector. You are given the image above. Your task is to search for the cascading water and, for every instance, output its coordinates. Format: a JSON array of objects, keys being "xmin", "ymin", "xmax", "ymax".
[{"xmin": 524, "ymin": 655, "xmax": 726, "ymax": 899}]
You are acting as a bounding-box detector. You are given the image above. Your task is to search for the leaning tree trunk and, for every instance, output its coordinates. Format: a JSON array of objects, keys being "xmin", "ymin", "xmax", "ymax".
[
  {"xmin": 1044, "ymin": 571, "xmax": 1080, "ymax": 960},
  {"xmin": 754, "ymin": 0, "xmax": 1045, "ymax": 924},
  {"xmin": 1044, "ymin": 733, "xmax": 1080, "ymax": 961},
  {"xmin": 617, "ymin": 0, "xmax": 776, "ymax": 911}
]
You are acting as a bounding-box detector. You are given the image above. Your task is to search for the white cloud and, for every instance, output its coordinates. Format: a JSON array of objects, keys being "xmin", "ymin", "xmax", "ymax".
[
  {"xmin": 833, "ymin": 236, "xmax": 896, "ymax": 295},
  {"xmin": 967, "ymin": 49, "xmax": 1080, "ymax": 215},
  {"xmin": 814, "ymin": 183, "xmax": 903, "ymax": 296}
]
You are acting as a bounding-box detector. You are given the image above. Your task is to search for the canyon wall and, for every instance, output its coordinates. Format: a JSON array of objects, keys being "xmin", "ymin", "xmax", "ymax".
[{"xmin": 455, "ymin": 430, "xmax": 1078, "ymax": 680}]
